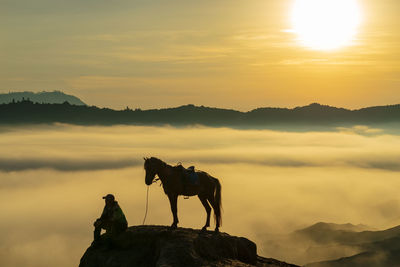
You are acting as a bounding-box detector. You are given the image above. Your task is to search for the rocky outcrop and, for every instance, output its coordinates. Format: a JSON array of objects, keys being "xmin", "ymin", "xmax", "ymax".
[{"xmin": 79, "ymin": 225, "xmax": 298, "ymax": 267}]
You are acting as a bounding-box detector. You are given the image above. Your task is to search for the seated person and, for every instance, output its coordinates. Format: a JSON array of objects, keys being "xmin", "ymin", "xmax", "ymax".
[{"xmin": 93, "ymin": 194, "xmax": 128, "ymax": 243}]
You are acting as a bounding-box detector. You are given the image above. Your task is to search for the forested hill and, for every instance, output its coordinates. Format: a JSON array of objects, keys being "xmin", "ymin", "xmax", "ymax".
[
  {"xmin": 0, "ymin": 91, "xmax": 86, "ymax": 105},
  {"xmin": 1, "ymin": 100, "xmax": 400, "ymax": 127}
]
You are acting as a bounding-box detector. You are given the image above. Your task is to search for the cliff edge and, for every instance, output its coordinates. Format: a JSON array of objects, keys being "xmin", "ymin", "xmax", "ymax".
[{"xmin": 79, "ymin": 225, "xmax": 298, "ymax": 267}]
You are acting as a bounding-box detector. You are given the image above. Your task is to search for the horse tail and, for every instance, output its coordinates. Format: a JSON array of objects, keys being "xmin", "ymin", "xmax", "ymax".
[{"xmin": 213, "ymin": 178, "xmax": 222, "ymax": 227}]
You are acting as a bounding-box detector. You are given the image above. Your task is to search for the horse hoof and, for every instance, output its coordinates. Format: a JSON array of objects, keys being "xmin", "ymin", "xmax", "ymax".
[
  {"xmin": 170, "ymin": 224, "xmax": 177, "ymax": 230},
  {"xmin": 214, "ymin": 228, "xmax": 220, "ymax": 234},
  {"xmin": 201, "ymin": 227, "xmax": 207, "ymax": 232}
]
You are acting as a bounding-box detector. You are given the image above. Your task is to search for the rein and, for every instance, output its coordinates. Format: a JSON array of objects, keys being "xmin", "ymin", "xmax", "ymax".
[
  {"xmin": 142, "ymin": 186, "xmax": 149, "ymax": 225},
  {"xmin": 142, "ymin": 177, "xmax": 162, "ymax": 225}
]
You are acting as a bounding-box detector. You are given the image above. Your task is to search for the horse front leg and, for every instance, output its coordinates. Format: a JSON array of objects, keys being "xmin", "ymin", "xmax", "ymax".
[{"xmin": 168, "ymin": 194, "xmax": 179, "ymax": 229}]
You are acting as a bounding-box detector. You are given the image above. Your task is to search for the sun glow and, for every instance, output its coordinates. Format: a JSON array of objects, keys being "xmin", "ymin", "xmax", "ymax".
[{"xmin": 291, "ymin": 0, "xmax": 362, "ymax": 51}]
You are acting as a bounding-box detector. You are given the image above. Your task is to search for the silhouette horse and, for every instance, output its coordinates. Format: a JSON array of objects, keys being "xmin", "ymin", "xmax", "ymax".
[{"xmin": 144, "ymin": 157, "xmax": 222, "ymax": 232}]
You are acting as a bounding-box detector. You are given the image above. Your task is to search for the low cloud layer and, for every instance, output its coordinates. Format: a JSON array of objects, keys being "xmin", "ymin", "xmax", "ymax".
[
  {"xmin": 2, "ymin": 124, "xmax": 400, "ymax": 267},
  {"xmin": 0, "ymin": 157, "xmax": 140, "ymax": 172},
  {"xmin": 0, "ymin": 124, "xmax": 399, "ymax": 172},
  {"xmin": 2, "ymin": 153, "xmax": 400, "ymax": 172}
]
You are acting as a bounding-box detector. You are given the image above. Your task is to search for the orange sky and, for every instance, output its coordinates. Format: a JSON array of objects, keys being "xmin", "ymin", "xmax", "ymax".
[{"xmin": 1, "ymin": 0, "xmax": 399, "ymax": 110}]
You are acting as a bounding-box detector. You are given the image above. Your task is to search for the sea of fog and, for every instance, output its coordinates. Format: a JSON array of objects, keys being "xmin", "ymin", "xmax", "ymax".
[{"xmin": 1, "ymin": 124, "xmax": 400, "ymax": 266}]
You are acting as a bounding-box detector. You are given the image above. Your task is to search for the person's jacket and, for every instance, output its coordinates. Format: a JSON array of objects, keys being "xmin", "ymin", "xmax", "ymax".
[{"xmin": 100, "ymin": 201, "xmax": 127, "ymax": 225}]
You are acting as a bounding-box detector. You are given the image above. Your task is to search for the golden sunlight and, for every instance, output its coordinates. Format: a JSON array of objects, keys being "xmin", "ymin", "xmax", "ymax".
[{"xmin": 291, "ymin": 0, "xmax": 362, "ymax": 51}]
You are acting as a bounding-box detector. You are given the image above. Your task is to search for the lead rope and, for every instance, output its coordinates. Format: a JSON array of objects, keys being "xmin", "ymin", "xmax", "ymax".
[
  {"xmin": 142, "ymin": 178, "xmax": 162, "ymax": 225},
  {"xmin": 142, "ymin": 186, "xmax": 149, "ymax": 225}
]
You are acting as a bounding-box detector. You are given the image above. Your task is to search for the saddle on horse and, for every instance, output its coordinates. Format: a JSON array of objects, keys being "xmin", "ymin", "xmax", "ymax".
[{"xmin": 182, "ymin": 166, "xmax": 199, "ymax": 186}]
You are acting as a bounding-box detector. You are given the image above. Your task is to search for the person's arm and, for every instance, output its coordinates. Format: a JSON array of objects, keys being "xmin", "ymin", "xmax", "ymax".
[
  {"xmin": 112, "ymin": 206, "xmax": 126, "ymax": 222},
  {"xmin": 99, "ymin": 206, "xmax": 111, "ymax": 221}
]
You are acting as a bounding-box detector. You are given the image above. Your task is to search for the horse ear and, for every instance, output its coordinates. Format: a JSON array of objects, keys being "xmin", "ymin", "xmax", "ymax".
[{"xmin": 143, "ymin": 157, "xmax": 147, "ymax": 161}]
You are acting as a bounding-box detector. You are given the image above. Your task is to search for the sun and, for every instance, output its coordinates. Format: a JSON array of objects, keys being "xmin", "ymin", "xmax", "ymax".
[{"xmin": 291, "ymin": 0, "xmax": 362, "ymax": 51}]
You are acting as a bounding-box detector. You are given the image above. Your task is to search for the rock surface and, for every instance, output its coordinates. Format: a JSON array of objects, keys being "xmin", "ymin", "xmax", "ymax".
[{"xmin": 79, "ymin": 225, "xmax": 298, "ymax": 267}]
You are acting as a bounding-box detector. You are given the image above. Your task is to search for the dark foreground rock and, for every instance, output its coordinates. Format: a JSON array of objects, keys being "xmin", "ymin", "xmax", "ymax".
[{"xmin": 79, "ymin": 225, "xmax": 298, "ymax": 267}]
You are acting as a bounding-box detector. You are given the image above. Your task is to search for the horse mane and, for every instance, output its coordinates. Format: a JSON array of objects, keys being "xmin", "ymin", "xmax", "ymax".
[
  {"xmin": 144, "ymin": 157, "xmax": 168, "ymax": 169},
  {"xmin": 144, "ymin": 157, "xmax": 185, "ymax": 173}
]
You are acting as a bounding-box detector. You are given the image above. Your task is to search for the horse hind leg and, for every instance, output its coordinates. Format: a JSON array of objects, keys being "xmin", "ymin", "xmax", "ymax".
[
  {"xmin": 198, "ymin": 195, "xmax": 211, "ymax": 231},
  {"xmin": 208, "ymin": 195, "xmax": 220, "ymax": 233}
]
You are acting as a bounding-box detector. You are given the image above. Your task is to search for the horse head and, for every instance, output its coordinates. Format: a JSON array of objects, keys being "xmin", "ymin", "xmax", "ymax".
[{"xmin": 143, "ymin": 157, "xmax": 159, "ymax": 185}]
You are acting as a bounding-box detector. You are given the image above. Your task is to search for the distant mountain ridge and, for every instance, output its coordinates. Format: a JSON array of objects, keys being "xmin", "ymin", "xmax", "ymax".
[
  {"xmin": 294, "ymin": 222, "xmax": 375, "ymax": 243},
  {"xmin": 295, "ymin": 222, "xmax": 400, "ymax": 246},
  {"xmin": 1, "ymin": 100, "xmax": 400, "ymax": 127},
  {"xmin": 0, "ymin": 91, "xmax": 86, "ymax": 105},
  {"xmin": 280, "ymin": 222, "xmax": 400, "ymax": 267},
  {"xmin": 261, "ymin": 222, "xmax": 400, "ymax": 266},
  {"xmin": 302, "ymin": 222, "xmax": 400, "ymax": 267}
]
